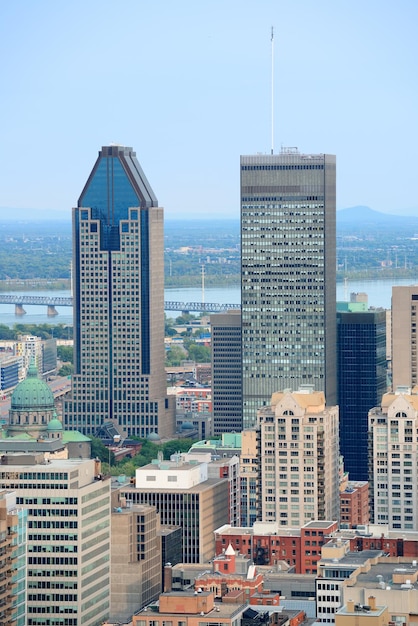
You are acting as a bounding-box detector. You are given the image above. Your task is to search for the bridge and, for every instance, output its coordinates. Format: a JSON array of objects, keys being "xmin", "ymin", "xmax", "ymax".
[{"xmin": 0, "ymin": 294, "xmax": 240, "ymax": 315}]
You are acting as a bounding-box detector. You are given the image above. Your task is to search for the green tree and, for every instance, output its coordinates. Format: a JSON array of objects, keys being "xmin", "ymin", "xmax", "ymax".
[
  {"xmin": 91, "ymin": 437, "xmax": 115, "ymax": 465},
  {"xmin": 57, "ymin": 345, "xmax": 74, "ymax": 363},
  {"xmin": 0, "ymin": 324, "xmax": 15, "ymax": 340},
  {"xmin": 187, "ymin": 344, "xmax": 211, "ymax": 363},
  {"xmin": 162, "ymin": 439, "xmax": 197, "ymax": 459},
  {"xmin": 166, "ymin": 345, "xmax": 187, "ymax": 366},
  {"xmin": 58, "ymin": 363, "xmax": 74, "ymax": 377}
]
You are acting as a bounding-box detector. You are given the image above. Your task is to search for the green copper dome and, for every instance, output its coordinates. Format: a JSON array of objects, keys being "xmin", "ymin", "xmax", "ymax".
[
  {"xmin": 11, "ymin": 360, "xmax": 55, "ymax": 410},
  {"xmin": 47, "ymin": 413, "xmax": 63, "ymax": 431}
]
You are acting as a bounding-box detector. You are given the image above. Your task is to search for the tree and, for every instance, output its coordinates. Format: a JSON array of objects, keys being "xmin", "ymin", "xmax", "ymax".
[
  {"xmin": 166, "ymin": 345, "xmax": 187, "ymax": 367},
  {"xmin": 187, "ymin": 344, "xmax": 211, "ymax": 363},
  {"xmin": 91, "ymin": 437, "xmax": 115, "ymax": 465},
  {"xmin": 57, "ymin": 345, "xmax": 74, "ymax": 363},
  {"xmin": 58, "ymin": 363, "xmax": 73, "ymax": 377},
  {"xmin": 162, "ymin": 439, "xmax": 197, "ymax": 459}
]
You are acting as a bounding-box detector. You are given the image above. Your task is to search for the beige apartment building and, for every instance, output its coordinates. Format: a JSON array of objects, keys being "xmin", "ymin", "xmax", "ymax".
[
  {"xmin": 391, "ymin": 285, "xmax": 418, "ymax": 390},
  {"xmin": 257, "ymin": 387, "xmax": 340, "ymax": 526},
  {"xmin": 369, "ymin": 389, "xmax": 418, "ymax": 530}
]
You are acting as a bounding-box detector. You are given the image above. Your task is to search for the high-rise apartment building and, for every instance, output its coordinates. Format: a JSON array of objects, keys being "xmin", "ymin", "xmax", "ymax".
[
  {"xmin": 337, "ymin": 309, "xmax": 387, "ymax": 481},
  {"xmin": 240, "ymin": 148, "xmax": 336, "ymax": 427},
  {"xmin": 64, "ymin": 145, "xmax": 175, "ymax": 438},
  {"xmin": 210, "ymin": 310, "xmax": 242, "ymax": 435},
  {"xmin": 391, "ymin": 285, "xmax": 418, "ymax": 390},
  {"xmin": 257, "ymin": 388, "xmax": 340, "ymax": 526},
  {"xmin": 369, "ymin": 389, "xmax": 418, "ymax": 530}
]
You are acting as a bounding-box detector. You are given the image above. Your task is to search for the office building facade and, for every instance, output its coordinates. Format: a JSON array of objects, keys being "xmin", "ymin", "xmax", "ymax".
[
  {"xmin": 0, "ymin": 455, "xmax": 111, "ymax": 625},
  {"xmin": 337, "ymin": 309, "xmax": 387, "ymax": 481},
  {"xmin": 119, "ymin": 457, "xmax": 230, "ymax": 563},
  {"xmin": 391, "ymin": 285, "xmax": 418, "ymax": 390},
  {"xmin": 240, "ymin": 149, "xmax": 336, "ymax": 427},
  {"xmin": 64, "ymin": 145, "xmax": 175, "ymax": 438},
  {"xmin": 210, "ymin": 310, "xmax": 242, "ymax": 435}
]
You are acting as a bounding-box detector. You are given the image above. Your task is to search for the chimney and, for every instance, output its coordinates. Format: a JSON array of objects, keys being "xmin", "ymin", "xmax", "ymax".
[
  {"xmin": 346, "ymin": 600, "xmax": 355, "ymax": 612},
  {"xmin": 368, "ymin": 596, "xmax": 377, "ymax": 610},
  {"xmin": 164, "ymin": 563, "xmax": 173, "ymax": 592}
]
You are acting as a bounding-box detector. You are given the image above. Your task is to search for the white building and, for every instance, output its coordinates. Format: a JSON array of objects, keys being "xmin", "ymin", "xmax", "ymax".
[
  {"xmin": 369, "ymin": 389, "xmax": 418, "ymax": 530},
  {"xmin": 0, "ymin": 454, "xmax": 111, "ymax": 625}
]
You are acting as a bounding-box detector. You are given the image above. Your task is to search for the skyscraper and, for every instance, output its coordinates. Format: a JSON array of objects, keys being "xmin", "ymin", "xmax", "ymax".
[
  {"xmin": 240, "ymin": 148, "xmax": 337, "ymax": 427},
  {"xmin": 64, "ymin": 145, "xmax": 175, "ymax": 438},
  {"xmin": 337, "ymin": 308, "xmax": 387, "ymax": 481},
  {"xmin": 210, "ymin": 310, "xmax": 242, "ymax": 435},
  {"xmin": 391, "ymin": 284, "xmax": 418, "ymax": 391}
]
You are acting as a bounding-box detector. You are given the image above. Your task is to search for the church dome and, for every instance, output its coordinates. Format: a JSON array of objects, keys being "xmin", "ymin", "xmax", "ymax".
[
  {"xmin": 47, "ymin": 415, "xmax": 63, "ymax": 432},
  {"xmin": 11, "ymin": 360, "xmax": 55, "ymax": 411},
  {"xmin": 147, "ymin": 432, "xmax": 161, "ymax": 442}
]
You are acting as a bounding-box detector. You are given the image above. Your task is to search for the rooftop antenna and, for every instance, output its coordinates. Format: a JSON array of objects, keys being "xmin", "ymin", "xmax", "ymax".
[{"xmin": 271, "ymin": 26, "xmax": 274, "ymax": 155}]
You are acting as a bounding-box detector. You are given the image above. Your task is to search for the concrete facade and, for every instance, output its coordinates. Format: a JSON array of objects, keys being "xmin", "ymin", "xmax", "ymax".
[
  {"xmin": 369, "ymin": 390, "xmax": 418, "ymax": 530},
  {"xmin": 0, "ymin": 454, "xmax": 111, "ymax": 625},
  {"xmin": 391, "ymin": 285, "xmax": 418, "ymax": 391},
  {"xmin": 110, "ymin": 504, "xmax": 161, "ymax": 622},
  {"xmin": 240, "ymin": 149, "xmax": 337, "ymax": 427},
  {"xmin": 118, "ymin": 457, "xmax": 230, "ymax": 563},
  {"xmin": 257, "ymin": 389, "xmax": 340, "ymax": 526}
]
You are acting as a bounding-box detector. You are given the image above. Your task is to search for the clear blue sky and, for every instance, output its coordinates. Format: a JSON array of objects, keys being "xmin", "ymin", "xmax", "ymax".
[{"xmin": 0, "ymin": 0, "xmax": 417, "ymax": 219}]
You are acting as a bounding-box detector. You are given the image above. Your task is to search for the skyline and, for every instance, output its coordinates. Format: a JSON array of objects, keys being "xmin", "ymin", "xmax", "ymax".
[{"xmin": 1, "ymin": 1, "xmax": 417, "ymax": 219}]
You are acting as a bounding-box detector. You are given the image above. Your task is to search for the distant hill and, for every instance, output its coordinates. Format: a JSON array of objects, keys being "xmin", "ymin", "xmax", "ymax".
[{"xmin": 337, "ymin": 205, "xmax": 418, "ymax": 225}]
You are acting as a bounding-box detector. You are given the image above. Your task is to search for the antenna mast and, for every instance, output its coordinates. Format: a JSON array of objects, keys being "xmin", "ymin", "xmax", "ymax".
[{"xmin": 271, "ymin": 26, "xmax": 274, "ymax": 155}]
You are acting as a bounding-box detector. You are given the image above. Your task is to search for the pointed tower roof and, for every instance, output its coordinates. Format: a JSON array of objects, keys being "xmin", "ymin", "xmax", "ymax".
[{"xmin": 225, "ymin": 543, "xmax": 235, "ymax": 556}]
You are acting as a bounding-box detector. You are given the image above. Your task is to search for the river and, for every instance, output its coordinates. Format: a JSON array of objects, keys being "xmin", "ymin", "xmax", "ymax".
[{"xmin": 0, "ymin": 277, "xmax": 416, "ymax": 326}]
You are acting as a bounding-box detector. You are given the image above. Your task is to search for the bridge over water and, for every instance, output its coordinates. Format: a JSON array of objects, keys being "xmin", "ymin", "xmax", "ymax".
[{"xmin": 0, "ymin": 294, "xmax": 241, "ymax": 315}]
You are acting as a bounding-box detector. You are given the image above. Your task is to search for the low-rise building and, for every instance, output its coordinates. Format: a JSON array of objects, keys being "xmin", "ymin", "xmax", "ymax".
[
  {"xmin": 215, "ymin": 520, "xmax": 338, "ymax": 574},
  {"xmin": 118, "ymin": 454, "xmax": 230, "ymax": 563},
  {"xmin": 339, "ymin": 480, "xmax": 369, "ymax": 528},
  {"xmin": 132, "ymin": 590, "xmax": 248, "ymax": 626}
]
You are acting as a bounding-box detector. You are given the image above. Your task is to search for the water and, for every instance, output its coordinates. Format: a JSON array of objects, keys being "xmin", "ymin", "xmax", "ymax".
[{"xmin": 0, "ymin": 278, "xmax": 416, "ymax": 326}]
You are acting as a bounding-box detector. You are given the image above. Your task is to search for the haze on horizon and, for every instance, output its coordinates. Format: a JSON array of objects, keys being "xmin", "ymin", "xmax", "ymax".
[{"xmin": 0, "ymin": 0, "xmax": 417, "ymax": 220}]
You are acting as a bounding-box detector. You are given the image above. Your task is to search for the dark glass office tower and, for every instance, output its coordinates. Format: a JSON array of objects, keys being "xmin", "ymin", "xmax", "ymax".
[
  {"xmin": 241, "ymin": 148, "xmax": 337, "ymax": 428},
  {"xmin": 64, "ymin": 145, "xmax": 175, "ymax": 438},
  {"xmin": 211, "ymin": 310, "xmax": 242, "ymax": 435},
  {"xmin": 337, "ymin": 309, "xmax": 387, "ymax": 481}
]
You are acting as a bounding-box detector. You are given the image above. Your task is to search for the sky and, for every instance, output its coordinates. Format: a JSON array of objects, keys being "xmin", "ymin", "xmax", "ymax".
[{"xmin": 0, "ymin": 0, "xmax": 417, "ymax": 220}]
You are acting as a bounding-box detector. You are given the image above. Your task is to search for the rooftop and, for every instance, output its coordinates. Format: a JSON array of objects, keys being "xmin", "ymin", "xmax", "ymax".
[
  {"xmin": 350, "ymin": 558, "xmax": 418, "ymax": 591},
  {"xmin": 320, "ymin": 550, "xmax": 383, "ymax": 567}
]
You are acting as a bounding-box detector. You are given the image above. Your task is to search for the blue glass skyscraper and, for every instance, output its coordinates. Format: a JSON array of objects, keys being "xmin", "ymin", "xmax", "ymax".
[
  {"xmin": 64, "ymin": 145, "xmax": 175, "ymax": 438},
  {"xmin": 337, "ymin": 309, "xmax": 387, "ymax": 481}
]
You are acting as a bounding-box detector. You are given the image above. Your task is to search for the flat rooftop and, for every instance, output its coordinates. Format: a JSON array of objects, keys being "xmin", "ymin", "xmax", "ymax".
[
  {"xmin": 351, "ymin": 560, "xmax": 418, "ymax": 591},
  {"xmin": 320, "ymin": 550, "xmax": 383, "ymax": 567},
  {"xmin": 303, "ymin": 520, "xmax": 335, "ymax": 529},
  {"xmin": 137, "ymin": 592, "xmax": 246, "ymax": 619}
]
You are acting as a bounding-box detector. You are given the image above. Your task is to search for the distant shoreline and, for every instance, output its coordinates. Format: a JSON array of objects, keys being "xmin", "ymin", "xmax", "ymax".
[{"xmin": 1, "ymin": 267, "xmax": 418, "ymax": 293}]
